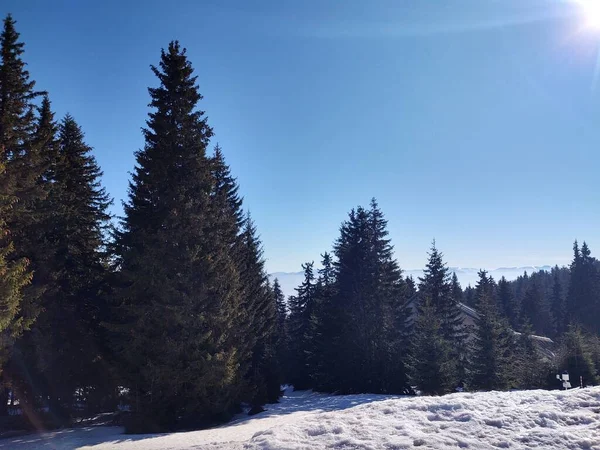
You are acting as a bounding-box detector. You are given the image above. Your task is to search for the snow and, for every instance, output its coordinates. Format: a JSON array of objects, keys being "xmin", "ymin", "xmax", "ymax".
[{"xmin": 1, "ymin": 387, "xmax": 599, "ymax": 449}]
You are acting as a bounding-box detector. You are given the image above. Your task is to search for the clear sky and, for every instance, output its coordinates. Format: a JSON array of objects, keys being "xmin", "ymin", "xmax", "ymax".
[{"xmin": 3, "ymin": 0, "xmax": 599, "ymax": 273}]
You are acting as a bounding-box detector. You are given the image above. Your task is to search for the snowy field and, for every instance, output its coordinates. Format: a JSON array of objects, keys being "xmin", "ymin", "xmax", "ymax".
[{"xmin": 1, "ymin": 386, "xmax": 599, "ymax": 449}]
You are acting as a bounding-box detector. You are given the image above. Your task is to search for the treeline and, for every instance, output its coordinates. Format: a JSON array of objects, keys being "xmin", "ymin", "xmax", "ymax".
[
  {"xmin": 280, "ymin": 204, "xmax": 600, "ymax": 396},
  {"xmin": 0, "ymin": 15, "xmax": 283, "ymax": 432},
  {"xmin": 0, "ymin": 13, "xmax": 599, "ymax": 436}
]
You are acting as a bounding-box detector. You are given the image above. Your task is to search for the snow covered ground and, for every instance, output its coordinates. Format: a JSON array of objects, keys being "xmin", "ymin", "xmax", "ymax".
[{"xmin": 1, "ymin": 386, "xmax": 599, "ymax": 449}]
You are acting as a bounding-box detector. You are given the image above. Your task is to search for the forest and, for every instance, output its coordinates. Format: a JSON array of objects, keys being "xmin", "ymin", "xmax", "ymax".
[{"xmin": 0, "ymin": 13, "xmax": 599, "ymax": 433}]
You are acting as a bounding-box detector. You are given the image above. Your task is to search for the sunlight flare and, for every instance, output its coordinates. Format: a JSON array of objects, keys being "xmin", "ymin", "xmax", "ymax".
[{"xmin": 577, "ymin": 0, "xmax": 600, "ymax": 28}]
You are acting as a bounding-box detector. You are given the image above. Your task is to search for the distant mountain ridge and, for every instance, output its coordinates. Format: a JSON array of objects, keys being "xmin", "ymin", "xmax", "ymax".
[{"xmin": 269, "ymin": 265, "xmax": 554, "ymax": 299}]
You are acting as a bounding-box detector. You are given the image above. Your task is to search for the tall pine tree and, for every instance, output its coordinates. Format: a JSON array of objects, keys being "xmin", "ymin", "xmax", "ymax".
[
  {"xmin": 14, "ymin": 115, "xmax": 113, "ymax": 419},
  {"xmin": 469, "ymin": 272, "xmax": 513, "ymax": 391},
  {"xmin": 112, "ymin": 42, "xmax": 242, "ymax": 431}
]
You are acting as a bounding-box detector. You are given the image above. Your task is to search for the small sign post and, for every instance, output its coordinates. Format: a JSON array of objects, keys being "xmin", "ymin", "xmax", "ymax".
[{"xmin": 556, "ymin": 371, "xmax": 571, "ymax": 390}]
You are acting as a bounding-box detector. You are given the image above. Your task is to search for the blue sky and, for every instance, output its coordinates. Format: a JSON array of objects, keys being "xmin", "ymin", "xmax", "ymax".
[{"xmin": 3, "ymin": 0, "xmax": 599, "ymax": 272}]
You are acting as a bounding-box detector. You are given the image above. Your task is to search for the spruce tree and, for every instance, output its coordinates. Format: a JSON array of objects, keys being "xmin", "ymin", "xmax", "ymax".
[
  {"xmin": 409, "ymin": 296, "xmax": 454, "ymax": 395},
  {"xmin": 557, "ymin": 326, "xmax": 598, "ymax": 387},
  {"xmin": 0, "ymin": 14, "xmax": 46, "ymax": 412},
  {"xmin": 237, "ymin": 216, "xmax": 280, "ymax": 406},
  {"xmin": 550, "ymin": 267, "xmax": 566, "ymax": 336},
  {"xmin": 520, "ymin": 281, "xmax": 545, "ymax": 335},
  {"xmin": 306, "ymin": 253, "xmax": 336, "ymax": 391},
  {"xmin": 17, "ymin": 115, "xmax": 112, "ymax": 419},
  {"xmin": 512, "ymin": 323, "xmax": 549, "ymax": 389},
  {"xmin": 287, "ymin": 261, "xmax": 315, "ymax": 390},
  {"xmin": 469, "ymin": 272, "xmax": 512, "ymax": 391},
  {"xmin": 272, "ymin": 278, "xmax": 288, "ymax": 386},
  {"xmin": 497, "ymin": 276, "xmax": 517, "ymax": 328},
  {"xmin": 112, "ymin": 42, "xmax": 242, "ymax": 431},
  {"xmin": 451, "ymin": 272, "xmax": 463, "ymax": 306},
  {"xmin": 0, "ymin": 158, "xmax": 31, "ymax": 374},
  {"xmin": 418, "ymin": 242, "xmax": 466, "ymax": 388}
]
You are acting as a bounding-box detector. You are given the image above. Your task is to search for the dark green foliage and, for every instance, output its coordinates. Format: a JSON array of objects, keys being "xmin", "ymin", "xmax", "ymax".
[
  {"xmin": 497, "ymin": 276, "xmax": 517, "ymax": 328},
  {"xmin": 566, "ymin": 241, "xmax": 600, "ymax": 334},
  {"xmin": 464, "ymin": 285, "xmax": 476, "ymax": 308},
  {"xmin": 409, "ymin": 297, "xmax": 454, "ymax": 395},
  {"xmin": 272, "ymin": 278, "xmax": 288, "ymax": 386},
  {"xmin": 0, "ymin": 14, "xmax": 43, "ymax": 380},
  {"xmin": 287, "ymin": 262, "xmax": 315, "ymax": 390},
  {"xmin": 556, "ymin": 326, "xmax": 598, "ymax": 387},
  {"xmin": 451, "ymin": 272, "xmax": 462, "ymax": 306},
  {"xmin": 111, "ymin": 42, "xmax": 242, "ymax": 431},
  {"xmin": 305, "ymin": 253, "xmax": 337, "ymax": 391},
  {"xmin": 237, "ymin": 216, "xmax": 280, "ymax": 406},
  {"xmin": 469, "ymin": 271, "xmax": 513, "ymax": 391},
  {"xmin": 0, "ymin": 158, "xmax": 32, "ymax": 374},
  {"xmin": 416, "ymin": 242, "xmax": 466, "ymax": 389},
  {"xmin": 550, "ymin": 266, "xmax": 566, "ymax": 336},
  {"xmin": 321, "ymin": 200, "xmax": 409, "ymax": 394},
  {"xmin": 13, "ymin": 115, "xmax": 113, "ymax": 420},
  {"xmin": 512, "ymin": 324, "xmax": 550, "ymax": 389},
  {"xmin": 520, "ymin": 281, "xmax": 546, "ymax": 335}
]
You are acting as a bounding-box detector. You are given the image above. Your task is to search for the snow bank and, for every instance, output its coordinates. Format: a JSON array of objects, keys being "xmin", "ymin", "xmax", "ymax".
[
  {"xmin": 1, "ymin": 387, "xmax": 598, "ymax": 449},
  {"xmin": 247, "ymin": 388, "xmax": 600, "ymax": 450}
]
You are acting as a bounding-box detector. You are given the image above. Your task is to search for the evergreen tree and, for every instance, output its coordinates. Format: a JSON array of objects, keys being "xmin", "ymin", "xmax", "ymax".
[
  {"xmin": 451, "ymin": 272, "xmax": 463, "ymax": 306},
  {"xmin": 405, "ymin": 276, "xmax": 416, "ymax": 299},
  {"xmin": 306, "ymin": 252, "xmax": 336, "ymax": 391},
  {"xmin": 0, "ymin": 14, "xmax": 46, "ymax": 414},
  {"xmin": 14, "ymin": 115, "xmax": 113, "ymax": 419},
  {"xmin": 272, "ymin": 278, "xmax": 288, "ymax": 385},
  {"xmin": 111, "ymin": 42, "xmax": 242, "ymax": 431},
  {"xmin": 0, "ymin": 157, "xmax": 31, "ymax": 375},
  {"xmin": 566, "ymin": 241, "xmax": 590, "ymax": 330},
  {"xmin": 579, "ymin": 242, "xmax": 600, "ymax": 334},
  {"xmin": 497, "ymin": 276, "xmax": 517, "ymax": 328},
  {"xmin": 557, "ymin": 326, "xmax": 598, "ymax": 387},
  {"xmin": 464, "ymin": 285, "xmax": 476, "ymax": 308},
  {"xmin": 409, "ymin": 296, "xmax": 454, "ymax": 395},
  {"xmin": 550, "ymin": 266, "xmax": 566, "ymax": 336},
  {"xmin": 469, "ymin": 272, "xmax": 513, "ymax": 391},
  {"xmin": 237, "ymin": 216, "xmax": 280, "ymax": 406},
  {"xmin": 520, "ymin": 281, "xmax": 545, "ymax": 335},
  {"xmin": 417, "ymin": 242, "xmax": 465, "ymax": 388},
  {"xmin": 287, "ymin": 261, "xmax": 315, "ymax": 390},
  {"xmin": 512, "ymin": 323, "xmax": 549, "ymax": 389}
]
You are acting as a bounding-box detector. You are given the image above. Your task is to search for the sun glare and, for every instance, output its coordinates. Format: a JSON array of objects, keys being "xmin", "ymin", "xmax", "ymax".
[{"xmin": 577, "ymin": 0, "xmax": 600, "ymax": 29}]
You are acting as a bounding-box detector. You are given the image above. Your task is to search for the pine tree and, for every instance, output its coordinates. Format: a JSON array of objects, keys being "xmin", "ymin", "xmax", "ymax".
[
  {"xmin": 497, "ymin": 276, "xmax": 517, "ymax": 328},
  {"xmin": 566, "ymin": 241, "xmax": 585, "ymax": 329},
  {"xmin": 469, "ymin": 272, "xmax": 513, "ymax": 391},
  {"xmin": 237, "ymin": 216, "xmax": 280, "ymax": 406},
  {"xmin": 306, "ymin": 252, "xmax": 336, "ymax": 391},
  {"xmin": 451, "ymin": 272, "xmax": 463, "ymax": 306},
  {"xmin": 0, "ymin": 14, "xmax": 46, "ymax": 413},
  {"xmin": 272, "ymin": 278, "xmax": 288, "ymax": 385},
  {"xmin": 557, "ymin": 326, "xmax": 598, "ymax": 387},
  {"xmin": 464, "ymin": 285, "xmax": 476, "ymax": 308},
  {"xmin": 0, "ymin": 157, "xmax": 31, "ymax": 374},
  {"xmin": 287, "ymin": 261, "xmax": 315, "ymax": 390},
  {"xmin": 111, "ymin": 41, "xmax": 242, "ymax": 431},
  {"xmin": 15, "ymin": 115, "xmax": 113, "ymax": 419},
  {"xmin": 550, "ymin": 266, "xmax": 566, "ymax": 336},
  {"xmin": 409, "ymin": 296, "xmax": 454, "ymax": 395},
  {"xmin": 520, "ymin": 281, "xmax": 545, "ymax": 335},
  {"xmin": 579, "ymin": 242, "xmax": 600, "ymax": 334},
  {"xmin": 417, "ymin": 241, "xmax": 465, "ymax": 388},
  {"xmin": 512, "ymin": 323, "xmax": 549, "ymax": 389}
]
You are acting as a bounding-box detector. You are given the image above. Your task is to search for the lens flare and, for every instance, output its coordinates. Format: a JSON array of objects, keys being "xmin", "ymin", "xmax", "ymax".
[{"xmin": 577, "ymin": 0, "xmax": 600, "ymax": 28}]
